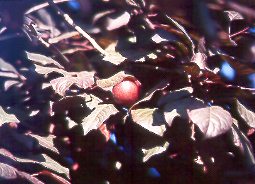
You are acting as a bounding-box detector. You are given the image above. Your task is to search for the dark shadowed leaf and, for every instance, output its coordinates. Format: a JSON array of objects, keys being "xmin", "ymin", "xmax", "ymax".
[
  {"xmin": 81, "ymin": 104, "xmax": 119, "ymax": 135},
  {"xmin": 132, "ymin": 80, "xmax": 170, "ymax": 107},
  {"xmin": 4, "ymin": 80, "xmax": 21, "ymax": 91},
  {"xmin": 232, "ymin": 124, "xmax": 255, "ymax": 167},
  {"xmin": 188, "ymin": 106, "xmax": 233, "ymax": 138},
  {"xmin": 157, "ymin": 87, "xmax": 193, "ymax": 106},
  {"xmin": 236, "ymin": 99, "xmax": 255, "ymax": 128},
  {"xmin": 163, "ymin": 97, "xmax": 205, "ymax": 126},
  {"xmin": 0, "ymin": 107, "xmax": 19, "ymax": 126},
  {"xmin": 96, "ymin": 71, "xmax": 133, "ymax": 90},
  {"xmin": 0, "ymin": 124, "xmax": 36, "ymax": 152},
  {"xmin": 26, "ymin": 51, "xmax": 64, "ymax": 69},
  {"xmin": 141, "ymin": 142, "xmax": 169, "ymax": 162},
  {"xmin": 131, "ymin": 108, "xmax": 166, "ymax": 136}
]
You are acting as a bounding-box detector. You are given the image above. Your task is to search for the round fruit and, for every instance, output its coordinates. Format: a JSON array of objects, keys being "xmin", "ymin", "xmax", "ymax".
[{"xmin": 112, "ymin": 78, "xmax": 141, "ymax": 105}]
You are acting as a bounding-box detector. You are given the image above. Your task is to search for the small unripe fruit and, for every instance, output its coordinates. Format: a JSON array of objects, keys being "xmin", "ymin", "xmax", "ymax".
[{"xmin": 112, "ymin": 78, "xmax": 141, "ymax": 106}]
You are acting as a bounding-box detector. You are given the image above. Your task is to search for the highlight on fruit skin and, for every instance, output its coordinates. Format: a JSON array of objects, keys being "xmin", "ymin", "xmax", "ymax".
[{"xmin": 112, "ymin": 77, "xmax": 141, "ymax": 106}]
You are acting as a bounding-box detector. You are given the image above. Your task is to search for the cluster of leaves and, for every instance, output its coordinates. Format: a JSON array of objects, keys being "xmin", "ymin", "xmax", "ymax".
[{"xmin": 0, "ymin": 0, "xmax": 254, "ymax": 183}]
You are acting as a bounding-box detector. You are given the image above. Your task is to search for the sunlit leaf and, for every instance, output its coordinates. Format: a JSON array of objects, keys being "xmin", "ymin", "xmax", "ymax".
[
  {"xmin": 0, "ymin": 107, "xmax": 19, "ymax": 126},
  {"xmin": 81, "ymin": 104, "xmax": 119, "ymax": 135},
  {"xmin": 0, "ymin": 163, "xmax": 17, "ymax": 180},
  {"xmin": 34, "ymin": 64, "xmax": 69, "ymax": 77},
  {"xmin": 236, "ymin": 99, "xmax": 255, "ymax": 128},
  {"xmin": 106, "ymin": 11, "xmax": 131, "ymax": 31},
  {"xmin": 224, "ymin": 10, "xmax": 244, "ymax": 21},
  {"xmin": 96, "ymin": 71, "xmax": 133, "ymax": 90},
  {"xmin": 15, "ymin": 154, "xmax": 70, "ymax": 179},
  {"xmin": 188, "ymin": 106, "xmax": 233, "ymax": 138},
  {"xmin": 141, "ymin": 142, "xmax": 169, "ymax": 162},
  {"xmin": 0, "ymin": 58, "xmax": 18, "ymax": 73},
  {"xmin": 26, "ymin": 52, "xmax": 64, "ymax": 69},
  {"xmin": 131, "ymin": 108, "xmax": 166, "ymax": 136},
  {"xmin": 28, "ymin": 134, "xmax": 59, "ymax": 154},
  {"xmin": 0, "ymin": 163, "xmax": 44, "ymax": 183},
  {"xmin": 191, "ymin": 52, "xmax": 207, "ymax": 70},
  {"xmin": 103, "ymin": 43, "xmax": 127, "ymax": 65},
  {"xmin": 50, "ymin": 71, "xmax": 95, "ymax": 96}
]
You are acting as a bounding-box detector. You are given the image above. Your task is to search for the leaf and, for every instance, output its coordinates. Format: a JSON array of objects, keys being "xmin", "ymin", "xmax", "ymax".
[
  {"xmin": 188, "ymin": 106, "xmax": 233, "ymax": 138},
  {"xmin": 157, "ymin": 87, "xmax": 193, "ymax": 107},
  {"xmin": 232, "ymin": 124, "xmax": 255, "ymax": 167},
  {"xmin": 163, "ymin": 97, "xmax": 205, "ymax": 126},
  {"xmin": 236, "ymin": 100, "xmax": 255, "ymax": 128},
  {"xmin": 141, "ymin": 142, "xmax": 169, "ymax": 162},
  {"xmin": 131, "ymin": 108, "xmax": 166, "ymax": 136},
  {"xmin": 81, "ymin": 104, "xmax": 119, "ymax": 135},
  {"xmin": 26, "ymin": 51, "xmax": 64, "ymax": 69},
  {"xmin": 50, "ymin": 76, "xmax": 75, "ymax": 96},
  {"xmin": 0, "ymin": 58, "xmax": 18, "ymax": 73},
  {"xmin": 28, "ymin": 134, "xmax": 59, "ymax": 154},
  {"xmin": 0, "ymin": 124, "xmax": 36, "ymax": 152},
  {"xmin": 36, "ymin": 170, "xmax": 71, "ymax": 184},
  {"xmin": 224, "ymin": 10, "xmax": 244, "ymax": 21},
  {"xmin": 0, "ymin": 163, "xmax": 17, "ymax": 180},
  {"xmin": 15, "ymin": 154, "xmax": 69, "ymax": 179},
  {"xmin": 105, "ymin": 11, "xmax": 131, "ymax": 31},
  {"xmin": 132, "ymin": 80, "xmax": 170, "ymax": 107},
  {"xmin": 0, "ymin": 163, "xmax": 44, "ymax": 183},
  {"xmin": 165, "ymin": 15, "xmax": 195, "ymax": 54},
  {"xmin": 0, "ymin": 107, "xmax": 19, "ymax": 126},
  {"xmin": 190, "ymin": 52, "xmax": 207, "ymax": 70},
  {"xmin": 34, "ymin": 64, "xmax": 69, "ymax": 77},
  {"xmin": 50, "ymin": 71, "xmax": 95, "ymax": 96},
  {"xmin": 96, "ymin": 71, "xmax": 133, "ymax": 90},
  {"xmin": 103, "ymin": 43, "xmax": 127, "ymax": 65}
]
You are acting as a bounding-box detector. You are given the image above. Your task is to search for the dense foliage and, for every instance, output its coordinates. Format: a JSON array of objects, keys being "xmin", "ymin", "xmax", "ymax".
[{"xmin": 0, "ymin": 0, "xmax": 254, "ymax": 183}]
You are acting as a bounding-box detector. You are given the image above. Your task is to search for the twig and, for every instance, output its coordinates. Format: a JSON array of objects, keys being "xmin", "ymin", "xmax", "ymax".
[
  {"xmin": 48, "ymin": 31, "xmax": 80, "ymax": 44},
  {"xmin": 46, "ymin": 0, "xmax": 107, "ymax": 56},
  {"xmin": 230, "ymin": 27, "xmax": 249, "ymax": 38},
  {"xmin": 25, "ymin": 0, "xmax": 71, "ymax": 14}
]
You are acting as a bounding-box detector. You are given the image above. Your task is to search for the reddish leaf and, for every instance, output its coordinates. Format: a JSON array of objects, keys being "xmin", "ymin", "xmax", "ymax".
[{"xmin": 36, "ymin": 170, "xmax": 70, "ymax": 184}]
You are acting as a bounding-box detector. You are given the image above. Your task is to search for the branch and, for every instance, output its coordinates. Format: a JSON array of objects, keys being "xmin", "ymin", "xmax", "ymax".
[
  {"xmin": 46, "ymin": 0, "xmax": 107, "ymax": 56},
  {"xmin": 25, "ymin": 0, "xmax": 71, "ymax": 14}
]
